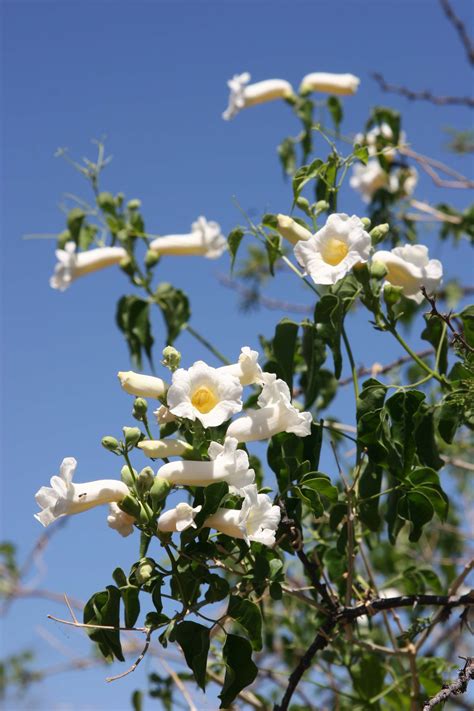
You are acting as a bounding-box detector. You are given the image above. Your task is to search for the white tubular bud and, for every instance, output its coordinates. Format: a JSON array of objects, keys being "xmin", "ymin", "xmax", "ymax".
[{"xmin": 117, "ymin": 371, "xmax": 168, "ymax": 398}]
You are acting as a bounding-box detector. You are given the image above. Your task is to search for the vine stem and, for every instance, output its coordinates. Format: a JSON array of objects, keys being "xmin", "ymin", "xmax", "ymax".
[
  {"xmin": 184, "ymin": 324, "xmax": 230, "ymax": 365},
  {"xmin": 385, "ymin": 319, "xmax": 446, "ymax": 386},
  {"xmin": 341, "ymin": 325, "xmax": 359, "ymax": 399}
]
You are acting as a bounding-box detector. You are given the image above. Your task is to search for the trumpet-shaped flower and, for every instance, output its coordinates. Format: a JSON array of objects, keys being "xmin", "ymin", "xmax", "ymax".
[
  {"xmin": 300, "ymin": 72, "xmax": 360, "ymax": 96},
  {"xmin": 223, "ymin": 72, "xmax": 294, "ymax": 120},
  {"xmin": 34, "ymin": 457, "xmax": 129, "ymax": 527},
  {"xmin": 153, "ymin": 405, "xmax": 177, "ymax": 426},
  {"xmin": 218, "ymin": 347, "xmax": 263, "ymax": 386},
  {"xmin": 157, "ymin": 502, "xmax": 202, "ymax": 533},
  {"xmin": 149, "ymin": 217, "xmax": 226, "ymax": 259},
  {"xmin": 227, "ymin": 373, "xmax": 312, "ymax": 443},
  {"xmin": 294, "ymin": 213, "xmax": 372, "ymax": 286},
  {"xmin": 107, "ymin": 503, "xmax": 135, "ymax": 537},
  {"xmin": 388, "ymin": 166, "xmax": 418, "ymax": 197},
  {"xmin": 276, "ymin": 214, "xmax": 312, "ymax": 245},
  {"xmin": 118, "ymin": 371, "xmax": 168, "ymax": 398},
  {"xmin": 350, "ymin": 161, "xmax": 390, "ymax": 203},
  {"xmin": 138, "ymin": 438, "xmax": 192, "ymax": 459},
  {"xmin": 204, "ymin": 485, "xmax": 281, "ymax": 547},
  {"xmin": 157, "ymin": 437, "xmax": 255, "ymax": 494},
  {"xmin": 372, "ymin": 244, "xmax": 443, "ymax": 303},
  {"xmin": 167, "ymin": 360, "xmax": 243, "ymax": 427},
  {"xmin": 50, "ymin": 242, "xmax": 127, "ymax": 291}
]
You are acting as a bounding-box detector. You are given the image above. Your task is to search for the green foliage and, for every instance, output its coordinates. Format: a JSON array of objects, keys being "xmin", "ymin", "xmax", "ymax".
[
  {"xmin": 171, "ymin": 621, "xmax": 210, "ymax": 691},
  {"xmin": 218, "ymin": 634, "xmax": 258, "ymax": 709},
  {"xmin": 116, "ymin": 295, "xmax": 154, "ymax": 369},
  {"xmin": 154, "ymin": 282, "xmax": 190, "ymax": 345},
  {"xmin": 83, "ymin": 586, "xmax": 124, "ymax": 662}
]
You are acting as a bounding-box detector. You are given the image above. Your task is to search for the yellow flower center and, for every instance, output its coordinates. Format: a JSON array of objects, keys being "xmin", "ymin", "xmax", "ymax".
[
  {"xmin": 191, "ymin": 386, "xmax": 218, "ymax": 414},
  {"xmin": 322, "ymin": 237, "xmax": 349, "ymax": 266},
  {"xmin": 385, "ymin": 263, "xmax": 411, "ymax": 287}
]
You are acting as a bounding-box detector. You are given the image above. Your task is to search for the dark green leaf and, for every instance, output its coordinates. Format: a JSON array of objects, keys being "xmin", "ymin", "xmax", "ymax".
[
  {"xmin": 313, "ymin": 294, "xmax": 344, "ymax": 378},
  {"xmin": 218, "ymin": 634, "xmax": 258, "ymax": 708},
  {"xmin": 228, "ymin": 595, "xmax": 263, "ymax": 651},
  {"xmin": 154, "ymin": 283, "xmax": 190, "ymax": 345},
  {"xmin": 327, "ymin": 96, "xmax": 343, "ymax": 131},
  {"xmin": 358, "ymin": 462, "xmax": 382, "ymax": 531},
  {"xmin": 273, "ymin": 319, "xmax": 299, "ymax": 392},
  {"xmin": 227, "ymin": 228, "xmax": 245, "ymax": 273},
  {"xmin": 353, "ymin": 143, "xmax": 369, "ymax": 165},
  {"xmin": 83, "ymin": 586, "xmax": 124, "ymax": 662},
  {"xmin": 459, "ymin": 304, "xmax": 474, "ymax": 347},
  {"xmin": 421, "ymin": 315, "xmax": 448, "ymax": 374},
  {"xmin": 172, "ymin": 621, "xmax": 210, "ymax": 691}
]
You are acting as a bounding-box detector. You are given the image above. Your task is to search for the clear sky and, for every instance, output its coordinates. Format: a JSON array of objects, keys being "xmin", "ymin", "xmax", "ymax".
[{"xmin": 1, "ymin": 1, "xmax": 473, "ymax": 709}]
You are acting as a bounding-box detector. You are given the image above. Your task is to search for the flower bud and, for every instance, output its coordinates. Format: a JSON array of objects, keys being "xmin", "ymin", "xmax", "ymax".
[
  {"xmin": 276, "ymin": 214, "xmax": 312, "ymax": 245},
  {"xmin": 121, "ymin": 464, "xmax": 137, "ymax": 487},
  {"xmin": 137, "ymin": 466, "xmax": 155, "ymax": 495},
  {"xmin": 370, "ymin": 261, "xmax": 388, "ymax": 280},
  {"xmin": 119, "ymin": 255, "xmax": 134, "ymax": 275},
  {"xmin": 123, "ymin": 426, "xmax": 142, "ymax": 448},
  {"xmin": 370, "ymin": 223, "xmax": 390, "ymax": 244},
  {"xmin": 296, "ymin": 196, "xmax": 311, "ymax": 214},
  {"xmin": 119, "ymin": 495, "xmax": 142, "ymax": 518},
  {"xmin": 144, "ymin": 249, "xmax": 160, "ymax": 269},
  {"xmin": 127, "ymin": 199, "xmax": 142, "ymax": 211},
  {"xmin": 135, "ymin": 558, "xmax": 155, "ymax": 585},
  {"xmin": 161, "ymin": 346, "xmax": 181, "ymax": 371},
  {"xmin": 314, "ymin": 200, "xmax": 329, "ymax": 216},
  {"xmin": 118, "ymin": 371, "xmax": 168, "ymax": 399},
  {"xmin": 96, "ymin": 192, "xmax": 116, "ymax": 212},
  {"xmin": 150, "ymin": 476, "xmax": 171, "ymax": 509},
  {"xmin": 133, "ymin": 397, "xmax": 148, "ymax": 420},
  {"xmin": 361, "ymin": 217, "xmax": 372, "ymax": 229},
  {"xmin": 383, "ymin": 284, "xmax": 404, "ymax": 306},
  {"xmin": 101, "ymin": 435, "xmax": 121, "ymax": 453}
]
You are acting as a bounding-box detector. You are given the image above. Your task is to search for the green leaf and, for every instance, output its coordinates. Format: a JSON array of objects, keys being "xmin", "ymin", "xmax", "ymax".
[
  {"xmin": 353, "ymin": 655, "xmax": 386, "ymax": 702},
  {"xmin": 154, "ymin": 283, "xmax": 190, "ymax": 345},
  {"xmin": 384, "ymin": 390, "xmax": 425, "ymax": 476},
  {"xmin": 218, "ymin": 634, "xmax": 258, "ymax": 709},
  {"xmin": 227, "ymin": 228, "xmax": 245, "ymax": 273},
  {"xmin": 413, "ymin": 403, "xmax": 443, "ymax": 470},
  {"xmin": 83, "ymin": 586, "xmax": 124, "ymax": 662},
  {"xmin": 398, "ymin": 490, "xmax": 434, "ymax": 542},
  {"xmin": 228, "ymin": 595, "xmax": 263, "ymax": 651},
  {"xmin": 277, "ymin": 137, "xmax": 297, "ymax": 176},
  {"xmin": 327, "ymin": 96, "xmax": 343, "ymax": 131},
  {"xmin": 358, "ymin": 462, "xmax": 382, "ymax": 531},
  {"xmin": 459, "ymin": 304, "xmax": 474, "ymax": 347},
  {"xmin": 292, "ymin": 159, "xmax": 323, "ymax": 200},
  {"xmin": 353, "ymin": 143, "xmax": 369, "ymax": 165},
  {"xmin": 421, "ymin": 314, "xmax": 448, "ymax": 374},
  {"xmin": 300, "ymin": 474, "xmax": 338, "ymax": 502},
  {"xmin": 67, "ymin": 207, "xmax": 86, "ymax": 241},
  {"xmin": 302, "ymin": 421, "xmax": 323, "ymax": 471},
  {"xmin": 273, "ymin": 319, "xmax": 299, "ymax": 392},
  {"xmin": 172, "ymin": 621, "xmax": 210, "ymax": 691},
  {"xmin": 313, "ymin": 294, "xmax": 344, "ymax": 378},
  {"xmin": 264, "ymin": 232, "xmax": 281, "ymax": 276},
  {"xmin": 204, "ymin": 574, "xmax": 230, "ymax": 603},
  {"xmin": 116, "ymin": 295, "xmax": 154, "ymax": 369},
  {"xmin": 131, "ymin": 690, "xmax": 143, "ymax": 711}
]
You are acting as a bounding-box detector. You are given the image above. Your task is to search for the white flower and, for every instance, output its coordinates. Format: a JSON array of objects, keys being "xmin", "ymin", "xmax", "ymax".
[
  {"xmin": 223, "ymin": 72, "xmax": 294, "ymax": 120},
  {"xmin": 294, "ymin": 213, "xmax": 372, "ymax": 286},
  {"xmin": 300, "ymin": 72, "xmax": 360, "ymax": 96},
  {"xmin": 157, "ymin": 437, "xmax": 255, "ymax": 494},
  {"xmin": 138, "ymin": 438, "xmax": 192, "ymax": 459},
  {"xmin": 118, "ymin": 371, "xmax": 168, "ymax": 398},
  {"xmin": 354, "ymin": 123, "xmax": 407, "ymax": 160},
  {"xmin": 107, "ymin": 503, "xmax": 135, "ymax": 537},
  {"xmin": 34, "ymin": 458, "xmax": 129, "ymax": 527},
  {"xmin": 276, "ymin": 214, "xmax": 312, "ymax": 245},
  {"xmin": 157, "ymin": 502, "xmax": 202, "ymax": 533},
  {"xmin": 50, "ymin": 242, "xmax": 127, "ymax": 291},
  {"xmin": 227, "ymin": 373, "xmax": 312, "ymax": 443},
  {"xmin": 218, "ymin": 347, "xmax": 263, "ymax": 386},
  {"xmin": 350, "ymin": 160, "xmax": 390, "ymax": 203},
  {"xmin": 388, "ymin": 166, "xmax": 418, "ymax": 197},
  {"xmin": 372, "ymin": 244, "xmax": 443, "ymax": 304},
  {"xmin": 204, "ymin": 485, "xmax": 281, "ymax": 547},
  {"xmin": 153, "ymin": 405, "xmax": 177, "ymax": 425},
  {"xmin": 149, "ymin": 217, "xmax": 226, "ymax": 259},
  {"xmin": 167, "ymin": 360, "xmax": 243, "ymax": 427}
]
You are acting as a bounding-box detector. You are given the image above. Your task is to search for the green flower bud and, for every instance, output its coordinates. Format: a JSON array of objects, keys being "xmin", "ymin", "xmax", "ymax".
[
  {"xmin": 144, "ymin": 249, "xmax": 160, "ymax": 269},
  {"xmin": 296, "ymin": 196, "xmax": 311, "ymax": 213},
  {"xmin": 370, "ymin": 223, "xmax": 390, "ymax": 244},
  {"xmin": 361, "ymin": 217, "xmax": 372, "ymax": 229},
  {"xmin": 132, "ymin": 397, "xmax": 148, "ymax": 421},
  {"xmin": 123, "ymin": 426, "xmax": 142, "ymax": 448},
  {"xmin": 135, "ymin": 558, "xmax": 155, "ymax": 585},
  {"xmin": 116, "ymin": 192, "xmax": 125, "ymax": 206},
  {"xmin": 162, "ymin": 346, "xmax": 181, "ymax": 372},
  {"xmin": 383, "ymin": 284, "xmax": 403, "ymax": 306},
  {"xmin": 57, "ymin": 230, "xmax": 71, "ymax": 249},
  {"xmin": 119, "ymin": 495, "xmax": 141, "ymax": 518},
  {"xmin": 121, "ymin": 464, "xmax": 137, "ymax": 487},
  {"xmin": 137, "ymin": 466, "xmax": 155, "ymax": 495},
  {"xmin": 119, "ymin": 255, "xmax": 134, "ymax": 275},
  {"xmin": 96, "ymin": 191, "xmax": 116, "ymax": 212},
  {"xmin": 370, "ymin": 261, "xmax": 388, "ymax": 280},
  {"xmin": 127, "ymin": 198, "xmax": 142, "ymax": 211},
  {"xmin": 150, "ymin": 476, "xmax": 171, "ymax": 509},
  {"xmin": 313, "ymin": 200, "xmax": 329, "ymax": 216},
  {"xmin": 101, "ymin": 435, "xmax": 121, "ymax": 453}
]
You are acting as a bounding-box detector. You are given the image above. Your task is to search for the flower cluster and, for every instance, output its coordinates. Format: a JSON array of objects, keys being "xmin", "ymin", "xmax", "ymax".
[
  {"xmin": 223, "ymin": 71, "xmax": 360, "ymax": 120},
  {"xmin": 276, "ymin": 212, "xmax": 442, "ymax": 301},
  {"xmin": 34, "ymin": 346, "xmax": 313, "ymax": 547}
]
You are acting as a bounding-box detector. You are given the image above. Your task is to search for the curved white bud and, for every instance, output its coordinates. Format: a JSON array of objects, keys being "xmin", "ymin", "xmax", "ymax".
[
  {"xmin": 300, "ymin": 72, "xmax": 360, "ymax": 96},
  {"xmin": 157, "ymin": 502, "xmax": 202, "ymax": 533},
  {"xmin": 118, "ymin": 371, "xmax": 168, "ymax": 398},
  {"xmin": 138, "ymin": 439, "xmax": 192, "ymax": 459},
  {"xmin": 276, "ymin": 214, "xmax": 312, "ymax": 245}
]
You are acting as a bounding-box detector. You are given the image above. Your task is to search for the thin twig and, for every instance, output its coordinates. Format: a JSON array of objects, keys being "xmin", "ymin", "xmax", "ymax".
[
  {"xmin": 372, "ymin": 72, "xmax": 474, "ymax": 109},
  {"xmin": 106, "ymin": 629, "xmax": 152, "ymax": 683},
  {"xmin": 409, "ymin": 199, "xmax": 463, "ymax": 224},
  {"xmin": 400, "ymin": 146, "xmax": 474, "ymax": 189},
  {"xmin": 158, "ymin": 657, "xmax": 198, "ymax": 711},
  {"xmin": 423, "ymin": 657, "xmax": 474, "ymax": 710},
  {"xmin": 422, "ymin": 287, "xmax": 474, "ymax": 353},
  {"xmin": 439, "ymin": 0, "xmax": 474, "ymax": 65}
]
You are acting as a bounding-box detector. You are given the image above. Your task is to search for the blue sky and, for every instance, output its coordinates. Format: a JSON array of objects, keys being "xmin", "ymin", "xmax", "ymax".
[{"xmin": 1, "ymin": 1, "xmax": 473, "ymax": 709}]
